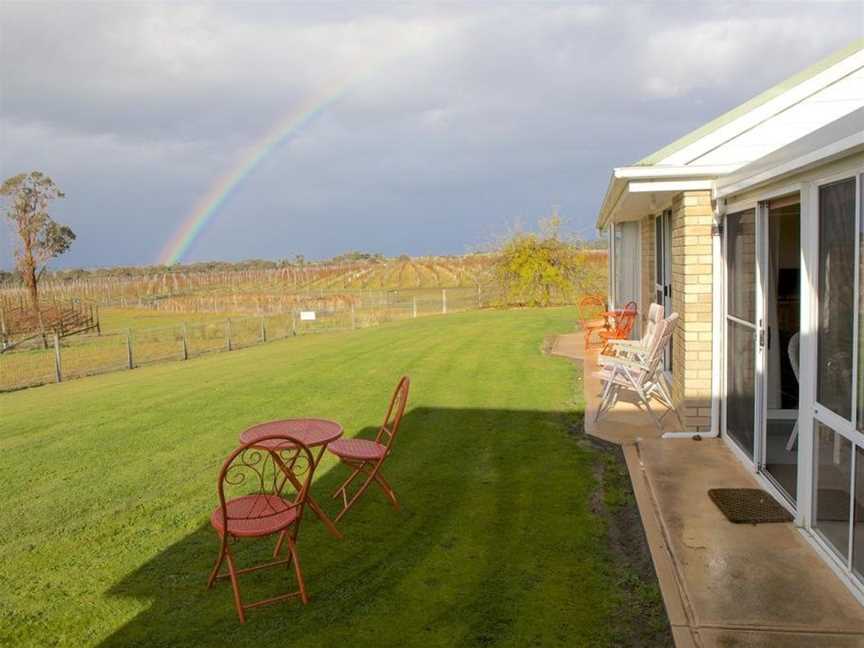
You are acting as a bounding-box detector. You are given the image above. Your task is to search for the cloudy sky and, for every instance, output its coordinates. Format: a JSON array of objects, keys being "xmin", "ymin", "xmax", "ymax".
[{"xmin": 1, "ymin": 2, "xmax": 862, "ymax": 268}]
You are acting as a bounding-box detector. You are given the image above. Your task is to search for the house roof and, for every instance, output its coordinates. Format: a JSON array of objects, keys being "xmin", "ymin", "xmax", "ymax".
[
  {"xmin": 637, "ymin": 39, "xmax": 864, "ymax": 167},
  {"xmin": 596, "ymin": 40, "xmax": 864, "ymax": 229}
]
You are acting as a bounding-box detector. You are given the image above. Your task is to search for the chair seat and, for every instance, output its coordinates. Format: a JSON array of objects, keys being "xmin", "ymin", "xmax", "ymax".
[
  {"xmin": 598, "ymin": 329, "xmax": 627, "ymax": 340},
  {"xmin": 210, "ymin": 494, "xmax": 298, "ymax": 537},
  {"xmin": 583, "ymin": 319, "xmax": 607, "ymax": 330},
  {"xmin": 328, "ymin": 438, "xmax": 387, "ymax": 461}
]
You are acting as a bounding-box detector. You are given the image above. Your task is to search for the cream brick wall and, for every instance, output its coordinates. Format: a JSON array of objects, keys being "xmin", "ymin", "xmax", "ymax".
[{"xmin": 669, "ymin": 190, "xmax": 714, "ymax": 432}]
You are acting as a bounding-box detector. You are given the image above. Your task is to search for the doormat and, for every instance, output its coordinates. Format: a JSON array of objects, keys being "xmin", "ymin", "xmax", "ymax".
[{"xmin": 708, "ymin": 488, "xmax": 793, "ymax": 524}]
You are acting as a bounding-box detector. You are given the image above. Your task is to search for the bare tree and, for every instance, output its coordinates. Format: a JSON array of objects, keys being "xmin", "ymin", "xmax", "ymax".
[{"xmin": 1, "ymin": 172, "xmax": 75, "ymax": 329}]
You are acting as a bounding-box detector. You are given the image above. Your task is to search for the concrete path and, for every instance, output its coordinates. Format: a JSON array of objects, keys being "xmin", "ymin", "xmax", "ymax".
[{"xmin": 551, "ymin": 332, "xmax": 864, "ymax": 648}]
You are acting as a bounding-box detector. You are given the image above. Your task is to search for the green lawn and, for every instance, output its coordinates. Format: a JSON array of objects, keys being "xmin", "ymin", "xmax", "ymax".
[{"xmin": 1, "ymin": 308, "xmax": 667, "ymax": 647}]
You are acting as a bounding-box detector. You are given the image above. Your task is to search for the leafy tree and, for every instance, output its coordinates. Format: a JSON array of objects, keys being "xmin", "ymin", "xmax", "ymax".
[{"xmin": 1, "ymin": 172, "xmax": 75, "ymax": 323}]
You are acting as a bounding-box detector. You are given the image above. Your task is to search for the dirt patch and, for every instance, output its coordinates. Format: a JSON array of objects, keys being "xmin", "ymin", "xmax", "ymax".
[{"xmin": 572, "ymin": 417, "xmax": 674, "ymax": 647}]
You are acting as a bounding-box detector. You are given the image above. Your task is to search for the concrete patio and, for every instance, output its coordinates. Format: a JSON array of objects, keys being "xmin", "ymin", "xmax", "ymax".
[{"xmin": 552, "ymin": 332, "xmax": 864, "ymax": 648}]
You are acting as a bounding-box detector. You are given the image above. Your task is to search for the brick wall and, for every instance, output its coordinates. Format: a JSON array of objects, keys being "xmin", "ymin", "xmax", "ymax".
[{"xmin": 669, "ymin": 190, "xmax": 714, "ymax": 432}]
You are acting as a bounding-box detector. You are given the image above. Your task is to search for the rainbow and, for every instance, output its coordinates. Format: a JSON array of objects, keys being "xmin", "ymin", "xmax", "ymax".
[{"xmin": 157, "ymin": 82, "xmax": 355, "ymax": 265}]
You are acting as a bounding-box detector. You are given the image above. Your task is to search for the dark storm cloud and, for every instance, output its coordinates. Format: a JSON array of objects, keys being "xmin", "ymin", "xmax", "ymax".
[{"xmin": 1, "ymin": 2, "xmax": 861, "ymax": 267}]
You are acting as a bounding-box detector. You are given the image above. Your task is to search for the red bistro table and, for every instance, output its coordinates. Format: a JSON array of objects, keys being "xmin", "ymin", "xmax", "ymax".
[{"xmin": 239, "ymin": 418, "xmax": 344, "ymax": 540}]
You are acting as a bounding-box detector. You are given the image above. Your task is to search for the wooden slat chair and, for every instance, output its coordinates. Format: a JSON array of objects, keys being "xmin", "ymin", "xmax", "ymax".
[
  {"xmin": 327, "ymin": 376, "xmax": 410, "ymax": 522},
  {"xmin": 604, "ymin": 302, "xmax": 664, "ymax": 362},
  {"xmin": 208, "ymin": 434, "xmax": 317, "ymax": 623},
  {"xmin": 594, "ymin": 312, "xmax": 683, "ymax": 431}
]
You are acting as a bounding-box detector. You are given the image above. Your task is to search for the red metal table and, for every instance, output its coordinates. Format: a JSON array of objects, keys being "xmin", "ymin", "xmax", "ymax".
[{"xmin": 239, "ymin": 418, "xmax": 344, "ymax": 539}]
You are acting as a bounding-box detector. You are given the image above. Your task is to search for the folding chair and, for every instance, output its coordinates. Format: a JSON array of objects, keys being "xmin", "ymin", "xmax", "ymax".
[
  {"xmin": 578, "ymin": 295, "xmax": 608, "ymax": 350},
  {"xmin": 605, "ymin": 302, "xmax": 663, "ymax": 362},
  {"xmin": 594, "ymin": 313, "xmax": 683, "ymax": 431},
  {"xmin": 208, "ymin": 434, "xmax": 316, "ymax": 623},
  {"xmin": 328, "ymin": 376, "xmax": 410, "ymax": 522},
  {"xmin": 598, "ymin": 301, "xmax": 638, "ymax": 354}
]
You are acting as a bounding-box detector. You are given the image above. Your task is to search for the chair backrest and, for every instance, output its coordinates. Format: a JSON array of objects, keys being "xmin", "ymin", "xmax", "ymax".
[
  {"xmin": 643, "ymin": 303, "xmax": 664, "ymax": 344},
  {"xmin": 612, "ymin": 301, "xmax": 638, "ymax": 339},
  {"xmin": 215, "ymin": 434, "xmax": 316, "ymax": 533},
  {"xmin": 375, "ymin": 376, "xmax": 410, "ymax": 451},
  {"xmin": 578, "ymin": 295, "xmax": 606, "ymax": 325},
  {"xmin": 639, "ymin": 313, "xmax": 678, "ymax": 384}
]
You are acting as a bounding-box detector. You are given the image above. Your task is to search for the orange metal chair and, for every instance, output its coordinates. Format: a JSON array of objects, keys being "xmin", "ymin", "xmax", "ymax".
[
  {"xmin": 328, "ymin": 376, "xmax": 410, "ymax": 522},
  {"xmin": 208, "ymin": 434, "xmax": 316, "ymax": 623},
  {"xmin": 599, "ymin": 301, "xmax": 638, "ymax": 354},
  {"xmin": 579, "ymin": 295, "xmax": 608, "ymax": 350}
]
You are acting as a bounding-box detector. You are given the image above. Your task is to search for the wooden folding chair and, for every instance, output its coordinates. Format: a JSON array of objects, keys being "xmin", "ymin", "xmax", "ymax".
[
  {"xmin": 328, "ymin": 376, "xmax": 410, "ymax": 522},
  {"xmin": 207, "ymin": 434, "xmax": 316, "ymax": 623},
  {"xmin": 578, "ymin": 295, "xmax": 609, "ymax": 350}
]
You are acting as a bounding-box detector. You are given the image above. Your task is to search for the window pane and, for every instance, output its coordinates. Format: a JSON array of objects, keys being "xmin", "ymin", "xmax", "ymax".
[
  {"xmin": 726, "ymin": 209, "xmax": 756, "ymax": 323},
  {"xmin": 859, "ymin": 177, "xmax": 864, "ymax": 431},
  {"xmin": 817, "ymin": 178, "xmax": 856, "ymax": 420},
  {"xmin": 813, "ymin": 422, "xmax": 853, "ymax": 561},
  {"xmin": 726, "ymin": 320, "xmax": 756, "ymax": 458},
  {"xmin": 854, "ymin": 446, "xmax": 864, "ymax": 579}
]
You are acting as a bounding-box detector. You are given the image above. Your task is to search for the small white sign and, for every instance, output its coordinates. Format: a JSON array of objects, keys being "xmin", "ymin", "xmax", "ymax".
[{"xmin": 300, "ymin": 311, "xmax": 316, "ymax": 321}]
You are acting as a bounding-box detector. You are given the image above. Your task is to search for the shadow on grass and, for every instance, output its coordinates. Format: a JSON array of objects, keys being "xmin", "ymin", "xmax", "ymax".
[{"xmin": 98, "ymin": 406, "xmax": 668, "ymax": 648}]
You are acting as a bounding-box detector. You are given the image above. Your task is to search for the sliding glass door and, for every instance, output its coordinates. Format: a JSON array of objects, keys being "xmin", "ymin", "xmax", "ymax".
[
  {"xmin": 811, "ymin": 173, "xmax": 864, "ymax": 587},
  {"xmin": 655, "ymin": 211, "xmax": 672, "ymax": 369},
  {"xmin": 725, "ymin": 209, "xmax": 759, "ymax": 459}
]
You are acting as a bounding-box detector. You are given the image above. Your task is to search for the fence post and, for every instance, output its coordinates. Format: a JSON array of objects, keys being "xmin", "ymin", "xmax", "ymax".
[
  {"xmin": 260, "ymin": 317, "xmax": 267, "ymax": 342},
  {"xmin": 181, "ymin": 323, "xmax": 189, "ymax": 360},
  {"xmin": 442, "ymin": 289, "xmax": 447, "ymax": 314},
  {"xmin": 126, "ymin": 329, "xmax": 134, "ymax": 369},
  {"xmin": 413, "ymin": 296, "xmax": 417, "ymax": 319},
  {"xmin": 53, "ymin": 333, "xmax": 62, "ymax": 383},
  {"xmin": 225, "ymin": 319, "xmax": 233, "ymax": 351},
  {"xmin": 292, "ymin": 311, "xmax": 297, "ymax": 336},
  {"xmin": 351, "ymin": 303, "xmax": 356, "ymax": 329},
  {"xmin": 477, "ymin": 285, "xmax": 481, "ymax": 308}
]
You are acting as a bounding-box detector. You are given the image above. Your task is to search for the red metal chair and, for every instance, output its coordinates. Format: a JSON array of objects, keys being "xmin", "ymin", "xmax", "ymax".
[
  {"xmin": 328, "ymin": 376, "xmax": 410, "ymax": 522},
  {"xmin": 599, "ymin": 301, "xmax": 638, "ymax": 354},
  {"xmin": 208, "ymin": 434, "xmax": 316, "ymax": 623},
  {"xmin": 579, "ymin": 295, "xmax": 609, "ymax": 350}
]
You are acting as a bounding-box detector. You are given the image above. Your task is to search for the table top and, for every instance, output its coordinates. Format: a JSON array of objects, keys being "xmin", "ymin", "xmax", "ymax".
[{"xmin": 239, "ymin": 418, "xmax": 343, "ymax": 449}]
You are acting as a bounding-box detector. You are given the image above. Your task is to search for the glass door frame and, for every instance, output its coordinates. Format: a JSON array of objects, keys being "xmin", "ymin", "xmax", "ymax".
[
  {"xmin": 655, "ymin": 210, "xmax": 673, "ymax": 370},
  {"xmin": 805, "ymin": 168, "xmax": 864, "ymax": 589}
]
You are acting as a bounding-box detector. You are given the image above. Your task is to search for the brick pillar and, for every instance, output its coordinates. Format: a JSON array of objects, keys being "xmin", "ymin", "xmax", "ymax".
[{"xmin": 670, "ymin": 190, "xmax": 714, "ymax": 432}]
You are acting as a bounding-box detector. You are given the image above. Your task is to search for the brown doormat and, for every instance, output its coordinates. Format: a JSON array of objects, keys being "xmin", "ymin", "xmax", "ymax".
[{"xmin": 708, "ymin": 488, "xmax": 793, "ymax": 524}]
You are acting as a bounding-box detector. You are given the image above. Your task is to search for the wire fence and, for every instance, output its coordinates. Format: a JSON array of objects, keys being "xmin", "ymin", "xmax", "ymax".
[{"xmin": 0, "ymin": 287, "xmax": 490, "ymax": 391}]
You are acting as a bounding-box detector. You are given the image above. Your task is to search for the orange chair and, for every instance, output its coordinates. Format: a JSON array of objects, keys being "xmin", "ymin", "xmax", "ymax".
[
  {"xmin": 328, "ymin": 376, "xmax": 410, "ymax": 522},
  {"xmin": 579, "ymin": 295, "xmax": 609, "ymax": 350},
  {"xmin": 208, "ymin": 434, "xmax": 316, "ymax": 623},
  {"xmin": 599, "ymin": 301, "xmax": 638, "ymax": 354}
]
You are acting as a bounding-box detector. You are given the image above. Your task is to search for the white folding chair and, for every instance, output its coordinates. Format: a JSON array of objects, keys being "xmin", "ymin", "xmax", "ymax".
[
  {"xmin": 594, "ymin": 313, "xmax": 683, "ymax": 431},
  {"xmin": 604, "ymin": 303, "xmax": 664, "ymax": 362}
]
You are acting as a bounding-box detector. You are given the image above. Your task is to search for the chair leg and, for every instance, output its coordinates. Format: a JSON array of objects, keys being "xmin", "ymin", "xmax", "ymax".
[
  {"xmin": 224, "ymin": 543, "xmax": 246, "ymax": 624},
  {"xmin": 208, "ymin": 535, "xmax": 228, "ymax": 590},
  {"xmin": 286, "ymin": 535, "xmax": 308, "ymax": 605},
  {"xmin": 372, "ymin": 470, "xmax": 399, "ymax": 509},
  {"xmin": 332, "ymin": 464, "xmax": 364, "ymax": 500},
  {"xmin": 335, "ymin": 462, "xmax": 380, "ymax": 523},
  {"xmin": 786, "ymin": 419, "xmax": 799, "ymax": 452}
]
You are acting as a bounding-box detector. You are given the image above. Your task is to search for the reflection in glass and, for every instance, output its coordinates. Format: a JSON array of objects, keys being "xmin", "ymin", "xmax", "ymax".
[
  {"xmin": 817, "ymin": 178, "xmax": 855, "ymax": 420},
  {"xmin": 854, "ymin": 446, "xmax": 864, "ymax": 579},
  {"xmin": 813, "ymin": 422, "xmax": 853, "ymax": 561},
  {"xmin": 726, "ymin": 320, "xmax": 756, "ymax": 458},
  {"xmin": 726, "ymin": 209, "xmax": 757, "ymax": 323}
]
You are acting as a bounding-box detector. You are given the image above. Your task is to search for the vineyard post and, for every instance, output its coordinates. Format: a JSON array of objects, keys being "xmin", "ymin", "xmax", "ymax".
[
  {"xmin": 225, "ymin": 319, "xmax": 233, "ymax": 351},
  {"xmin": 126, "ymin": 329, "xmax": 134, "ymax": 370},
  {"xmin": 53, "ymin": 333, "xmax": 62, "ymax": 383},
  {"xmin": 0, "ymin": 308, "xmax": 6, "ymax": 337},
  {"xmin": 477, "ymin": 284, "xmax": 481, "ymax": 308},
  {"xmin": 260, "ymin": 317, "xmax": 267, "ymax": 342},
  {"xmin": 442, "ymin": 289, "xmax": 447, "ymax": 314},
  {"xmin": 351, "ymin": 303, "xmax": 356, "ymax": 330},
  {"xmin": 412, "ymin": 296, "xmax": 417, "ymax": 319},
  {"xmin": 292, "ymin": 311, "xmax": 297, "ymax": 336},
  {"xmin": 181, "ymin": 323, "xmax": 189, "ymax": 360}
]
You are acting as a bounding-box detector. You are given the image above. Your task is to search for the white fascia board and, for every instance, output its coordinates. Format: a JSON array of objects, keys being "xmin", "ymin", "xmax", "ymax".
[
  {"xmin": 595, "ymin": 174, "xmax": 627, "ymax": 231},
  {"xmin": 628, "ymin": 179, "xmax": 715, "ymax": 193},
  {"xmin": 661, "ymin": 51, "xmax": 864, "ymax": 166},
  {"xmin": 716, "ymin": 131, "xmax": 864, "ymax": 199},
  {"xmin": 613, "ymin": 164, "xmax": 738, "ymax": 179}
]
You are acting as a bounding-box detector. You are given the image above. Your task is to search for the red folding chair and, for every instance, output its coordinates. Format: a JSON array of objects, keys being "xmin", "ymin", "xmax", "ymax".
[
  {"xmin": 207, "ymin": 434, "xmax": 316, "ymax": 623},
  {"xmin": 328, "ymin": 376, "xmax": 410, "ymax": 522},
  {"xmin": 578, "ymin": 295, "xmax": 608, "ymax": 350},
  {"xmin": 599, "ymin": 301, "xmax": 638, "ymax": 354}
]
